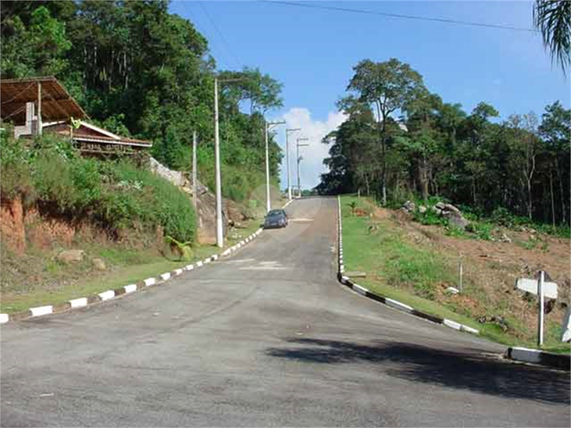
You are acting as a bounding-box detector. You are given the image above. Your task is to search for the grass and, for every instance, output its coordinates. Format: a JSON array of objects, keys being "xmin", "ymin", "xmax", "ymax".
[
  {"xmin": 340, "ymin": 195, "xmax": 570, "ymax": 352},
  {"xmin": 0, "ymin": 218, "xmax": 263, "ymax": 314}
]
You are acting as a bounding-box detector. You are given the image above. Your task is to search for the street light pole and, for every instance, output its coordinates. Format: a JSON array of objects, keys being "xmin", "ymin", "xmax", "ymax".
[
  {"xmin": 285, "ymin": 128, "xmax": 300, "ymax": 201},
  {"xmin": 265, "ymin": 120, "xmax": 285, "ymax": 213},
  {"xmin": 213, "ymin": 76, "xmax": 247, "ymax": 248},
  {"xmin": 296, "ymin": 137, "xmax": 309, "ymax": 198},
  {"xmin": 214, "ymin": 78, "xmax": 223, "ymax": 248}
]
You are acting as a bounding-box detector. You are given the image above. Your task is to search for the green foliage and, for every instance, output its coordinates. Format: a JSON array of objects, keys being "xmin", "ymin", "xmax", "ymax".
[
  {"xmin": 320, "ymin": 58, "xmax": 570, "ymax": 233},
  {"xmin": 1, "ymin": 1, "xmax": 284, "ymax": 201},
  {"xmin": 165, "ymin": 236, "xmax": 194, "ymax": 261},
  {"xmin": 470, "ymin": 222, "xmax": 494, "ymax": 241},
  {"xmin": 413, "ymin": 209, "xmax": 447, "ymax": 227},
  {"xmin": 348, "ymin": 201, "xmax": 357, "ymax": 215},
  {"xmin": 1, "ymin": 135, "xmax": 196, "ymax": 243}
]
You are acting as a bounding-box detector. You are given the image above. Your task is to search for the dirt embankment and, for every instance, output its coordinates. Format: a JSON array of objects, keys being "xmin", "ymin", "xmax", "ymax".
[{"xmin": 1, "ymin": 197, "xmax": 81, "ymax": 255}]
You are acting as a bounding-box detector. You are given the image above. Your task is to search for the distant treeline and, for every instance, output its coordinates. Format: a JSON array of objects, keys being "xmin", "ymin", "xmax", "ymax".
[
  {"xmin": 1, "ymin": 0, "xmax": 284, "ymax": 202},
  {"xmin": 318, "ymin": 58, "xmax": 570, "ymax": 226}
]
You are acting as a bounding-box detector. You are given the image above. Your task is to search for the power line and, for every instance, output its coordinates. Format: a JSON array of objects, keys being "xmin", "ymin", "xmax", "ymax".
[
  {"xmin": 260, "ymin": 1, "xmax": 536, "ymax": 33},
  {"xmin": 198, "ymin": 1, "xmax": 243, "ymax": 69},
  {"xmin": 181, "ymin": 2, "xmax": 233, "ymax": 70}
]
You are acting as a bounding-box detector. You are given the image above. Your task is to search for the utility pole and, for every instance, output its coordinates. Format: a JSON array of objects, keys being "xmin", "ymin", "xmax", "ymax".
[
  {"xmin": 214, "ymin": 78, "xmax": 223, "ymax": 247},
  {"xmin": 296, "ymin": 137, "xmax": 309, "ymax": 198},
  {"xmin": 285, "ymin": 128, "xmax": 300, "ymax": 200},
  {"xmin": 265, "ymin": 120, "xmax": 285, "ymax": 213},
  {"xmin": 213, "ymin": 76, "xmax": 246, "ymax": 248},
  {"xmin": 192, "ymin": 131, "xmax": 198, "ymax": 209}
]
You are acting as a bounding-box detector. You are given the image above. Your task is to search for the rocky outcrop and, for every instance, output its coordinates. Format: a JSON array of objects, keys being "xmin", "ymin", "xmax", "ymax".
[
  {"xmin": 149, "ymin": 157, "xmax": 249, "ymax": 244},
  {"xmin": 433, "ymin": 202, "xmax": 470, "ymax": 230},
  {"xmin": 56, "ymin": 249, "xmax": 85, "ymax": 264}
]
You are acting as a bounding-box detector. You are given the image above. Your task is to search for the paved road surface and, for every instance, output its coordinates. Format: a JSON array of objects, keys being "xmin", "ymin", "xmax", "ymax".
[{"xmin": 1, "ymin": 198, "xmax": 569, "ymax": 426}]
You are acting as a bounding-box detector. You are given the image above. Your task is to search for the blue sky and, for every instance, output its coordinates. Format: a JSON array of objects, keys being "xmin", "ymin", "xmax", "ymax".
[{"xmin": 170, "ymin": 0, "xmax": 570, "ymax": 190}]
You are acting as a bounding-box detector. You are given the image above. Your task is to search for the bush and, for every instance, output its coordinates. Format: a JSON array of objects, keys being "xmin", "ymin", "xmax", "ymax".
[{"xmin": 0, "ymin": 134, "xmax": 196, "ymax": 242}]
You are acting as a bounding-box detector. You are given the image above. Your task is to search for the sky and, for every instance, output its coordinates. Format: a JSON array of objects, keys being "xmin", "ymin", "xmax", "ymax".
[{"xmin": 170, "ymin": 0, "xmax": 570, "ymax": 191}]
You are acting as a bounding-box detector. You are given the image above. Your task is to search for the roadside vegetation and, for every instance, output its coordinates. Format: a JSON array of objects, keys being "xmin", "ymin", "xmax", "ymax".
[
  {"xmin": 341, "ymin": 195, "xmax": 570, "ymax": 352},
  {"xmin": 1, "ymin": 130, "xmax": 196, "ymax": 243},
  {"xmin": 0, "ymin": 2, "xmax": 284, "ymax": 314}
]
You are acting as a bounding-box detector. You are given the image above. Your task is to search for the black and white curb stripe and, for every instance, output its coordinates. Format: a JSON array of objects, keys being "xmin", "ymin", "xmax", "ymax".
[
  {"xmin": 505, "ymin": 347, "xmax": 570, "ymax": 371},
  {"xmin": 336, "ymin": 195, "xmax": 479, "ymax": 336},
  {"xmin": 0, "ymin": 227, "xmax": 265, "ymax": 324}
]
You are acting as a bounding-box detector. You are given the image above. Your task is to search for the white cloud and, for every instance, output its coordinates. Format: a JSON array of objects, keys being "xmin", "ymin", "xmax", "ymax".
[{"xmin": 272, "ymin": 108, "xmax": 346, "ymax": 191}]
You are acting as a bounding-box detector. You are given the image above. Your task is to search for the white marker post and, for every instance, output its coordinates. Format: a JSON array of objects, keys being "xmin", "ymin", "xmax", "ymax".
[
  {"xmin": 516, "ymin": 271, "xmax": 558, "ymax": 348},
  {"xmin": 538, "ymin": 270, "xmax": 545, "ymax": 347}
]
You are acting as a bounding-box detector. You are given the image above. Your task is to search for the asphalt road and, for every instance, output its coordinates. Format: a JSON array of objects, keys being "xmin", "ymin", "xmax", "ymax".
[{"xmin": 1, "ymin": 197, "xmax": 569, "ymax": 427}]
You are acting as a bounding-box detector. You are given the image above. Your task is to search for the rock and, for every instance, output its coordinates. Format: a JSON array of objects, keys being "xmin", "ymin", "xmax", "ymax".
[
  {"xmin": 435, "ymin": 202, "xmax": 446, "ymax": 210},
  {"xmin": 442, "ymin": 203, "xmax": 461, "ymax": 215},
  {"xmin": 499, "ymin": 233, "xmax": 512, "ymax": 243},
  {"xmin": 448, "ymin": 214, "xmax": 470, "ymax": 231},
  {"xmin": 92, "ymin": 258, "xmax": 106, "ymax": 271},
  {"xmin": 56, "ymin": 249, "xmax": 85, "ymax": 264},
  {"xmin": 402, "ymin": 200, "xmax": 416, "ymax": 213},
  {"xmin": 445, "ymin": 287, "xmax": 460, "ymax": 295},
  {"xmin": 419, "ymin": 205, "xmax": 427, "ymax": 214}
]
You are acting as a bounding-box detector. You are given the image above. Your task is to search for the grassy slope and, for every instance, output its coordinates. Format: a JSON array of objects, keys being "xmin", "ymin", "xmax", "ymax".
[
  {"xmin": 340, "ymin": 195, "xmax": 570, "ymax": 353},
  {"xmin": 0, "ymin": 219, "xmax": 262, "ymax": 314}
]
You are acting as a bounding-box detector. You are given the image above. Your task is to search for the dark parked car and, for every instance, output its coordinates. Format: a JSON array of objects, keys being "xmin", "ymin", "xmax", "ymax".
[{"xmin": 264, "ymin": 209, "xmax": 288, "ymax": 229}]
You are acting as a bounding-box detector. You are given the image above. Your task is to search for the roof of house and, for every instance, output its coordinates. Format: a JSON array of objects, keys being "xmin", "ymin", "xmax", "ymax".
[
  {"xmin": 1, "ymin": 76, "xmax": 86, "ymax": 125},
  {"xmin": 43, "ymin": 120, "xmax": 152, "ymax": 148}
]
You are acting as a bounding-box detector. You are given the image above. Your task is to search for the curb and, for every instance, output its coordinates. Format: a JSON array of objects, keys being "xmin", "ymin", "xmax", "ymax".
[
  {"xmin": 505, "ymin": 347, "xmax": 570, "ymax": 371},
  {"xmin": 0, "ymin": 228, "xmax": 265, "ymax": 324},
  {"xmin": 336, "ymin": 195, "xmax": 479, "ymax": 336}
]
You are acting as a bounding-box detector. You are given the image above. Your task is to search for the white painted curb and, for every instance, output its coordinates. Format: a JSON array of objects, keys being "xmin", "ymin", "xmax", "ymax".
[
  {"xmin": 69, "ymin": 298, "xmax": 88, "ymax": 308},
  {"xmin": 386, "ymin": 298, "xmax": 413, "ymax": 313},
  {"xmin": 185, "ymin": 264, "xmax": 194, "ymax": 271},
  {"xmin": 174, "ymin": 269, "xmax": 183, "ymax": 276},
  {"xmin": 30, "ymin": 306, "xmax": 53, "ymax": 317},
  {"xmin": 98, "ymin": 290, "xmax": 115, "ymax": 301},
  {"xmin": 509, "ymin": 347, "xmax": 542, "ymax": 364},
  {"xmin": 144, "ymin": 277, "xmax": 156, "ymax": 286},
  {"xmin": 124, "ymin": 284, "xmax": 137, "ymax": 294},
  {"xmin": 0, "ymin": 313, "xmax": 9, "ymax": 324},
  {"xmin": 160, "ymin": 272, "xmax": 171, "ymax": 281},
  {"xmin": 443, "ymin": 319, "xmax": 462, "ymax": 331},
  {"xmin": 196, "ymin": 261, "xmax": 203, "ymax": 268}
]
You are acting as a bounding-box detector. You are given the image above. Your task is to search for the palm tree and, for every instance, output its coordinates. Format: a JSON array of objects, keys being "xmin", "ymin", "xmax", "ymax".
[{"xmin": 533, "ymin": 0, "xmax": 571, "ymax": 74}]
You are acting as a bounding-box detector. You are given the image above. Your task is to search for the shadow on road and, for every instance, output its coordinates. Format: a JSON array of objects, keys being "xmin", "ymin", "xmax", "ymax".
[{"xmin": 266, "ymin": 338, "xmax": 570, "ymax": 405}]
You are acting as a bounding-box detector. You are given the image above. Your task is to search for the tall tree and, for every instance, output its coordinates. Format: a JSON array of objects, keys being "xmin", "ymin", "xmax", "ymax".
[{"xmin": 347, "ymin": 58, "xmax": 424, "ymax": 205}]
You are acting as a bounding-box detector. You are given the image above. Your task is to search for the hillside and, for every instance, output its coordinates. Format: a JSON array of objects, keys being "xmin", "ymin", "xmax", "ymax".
[{"xmin": 341, "ymin": 195, "xmax": 570, "ymax": 351}]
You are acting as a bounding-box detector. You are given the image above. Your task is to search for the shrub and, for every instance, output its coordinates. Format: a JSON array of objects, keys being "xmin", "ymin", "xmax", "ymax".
[{"xmin": 1, "ymin": 134, "xmax": 196, "ymax": 243}]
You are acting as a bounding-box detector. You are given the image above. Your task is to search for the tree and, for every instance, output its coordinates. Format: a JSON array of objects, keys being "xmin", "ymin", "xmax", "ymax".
[
  {"xmin": 538, "ymin": 101, "xmax": 571, "ymax": 224},
  {"xmin": 534, "ymin": 0, "xmax": 571, "ymax": 74},
  {"xmin": 347, "ymin": 58, "xmax": 424, "ymax": 204},
  {"xmin": 1, "ymin": 6, "xmax": 71, "ymax": 78}
]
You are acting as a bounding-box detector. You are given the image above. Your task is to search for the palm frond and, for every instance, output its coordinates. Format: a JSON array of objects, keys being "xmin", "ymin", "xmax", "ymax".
[{"xmin": 534, "ymin": 0, "xmax": 571, "ymax": 75}]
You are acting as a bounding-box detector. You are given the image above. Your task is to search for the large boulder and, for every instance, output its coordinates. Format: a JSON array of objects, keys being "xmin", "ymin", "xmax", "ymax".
[
  {"xmin": 56, "ymin": 249, "xmax": 85, "ymax": 264},
  {"xmin": 448, "ymin": 214, "xmax": 470, "ymax": 230},
  {"xmin": 401, "ymin": 200, "xmax": 416, "ymax": 213},
  {"xmin": 431, "ymin": 202, "xmax": 470, "ymax": 230}
]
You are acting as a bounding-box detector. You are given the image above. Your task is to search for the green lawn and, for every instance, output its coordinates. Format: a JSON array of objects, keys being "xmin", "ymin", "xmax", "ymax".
[
  {"xmin": 340, "ymin": 195, "xmax": 570, "ymax": 352},
  {"xmin": 0, "ymin": 219, "xmax": 262, "ymax": 314}
]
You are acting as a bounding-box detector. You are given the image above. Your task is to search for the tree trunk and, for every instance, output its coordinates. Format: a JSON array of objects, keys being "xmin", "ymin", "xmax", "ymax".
[
  {"xmin": 556, "ymin": 160, "xmax": 567, "ymax": 224},
  {"xmin": 526, "ymin": 178, "xmax": 533, "ymax": 220}
]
